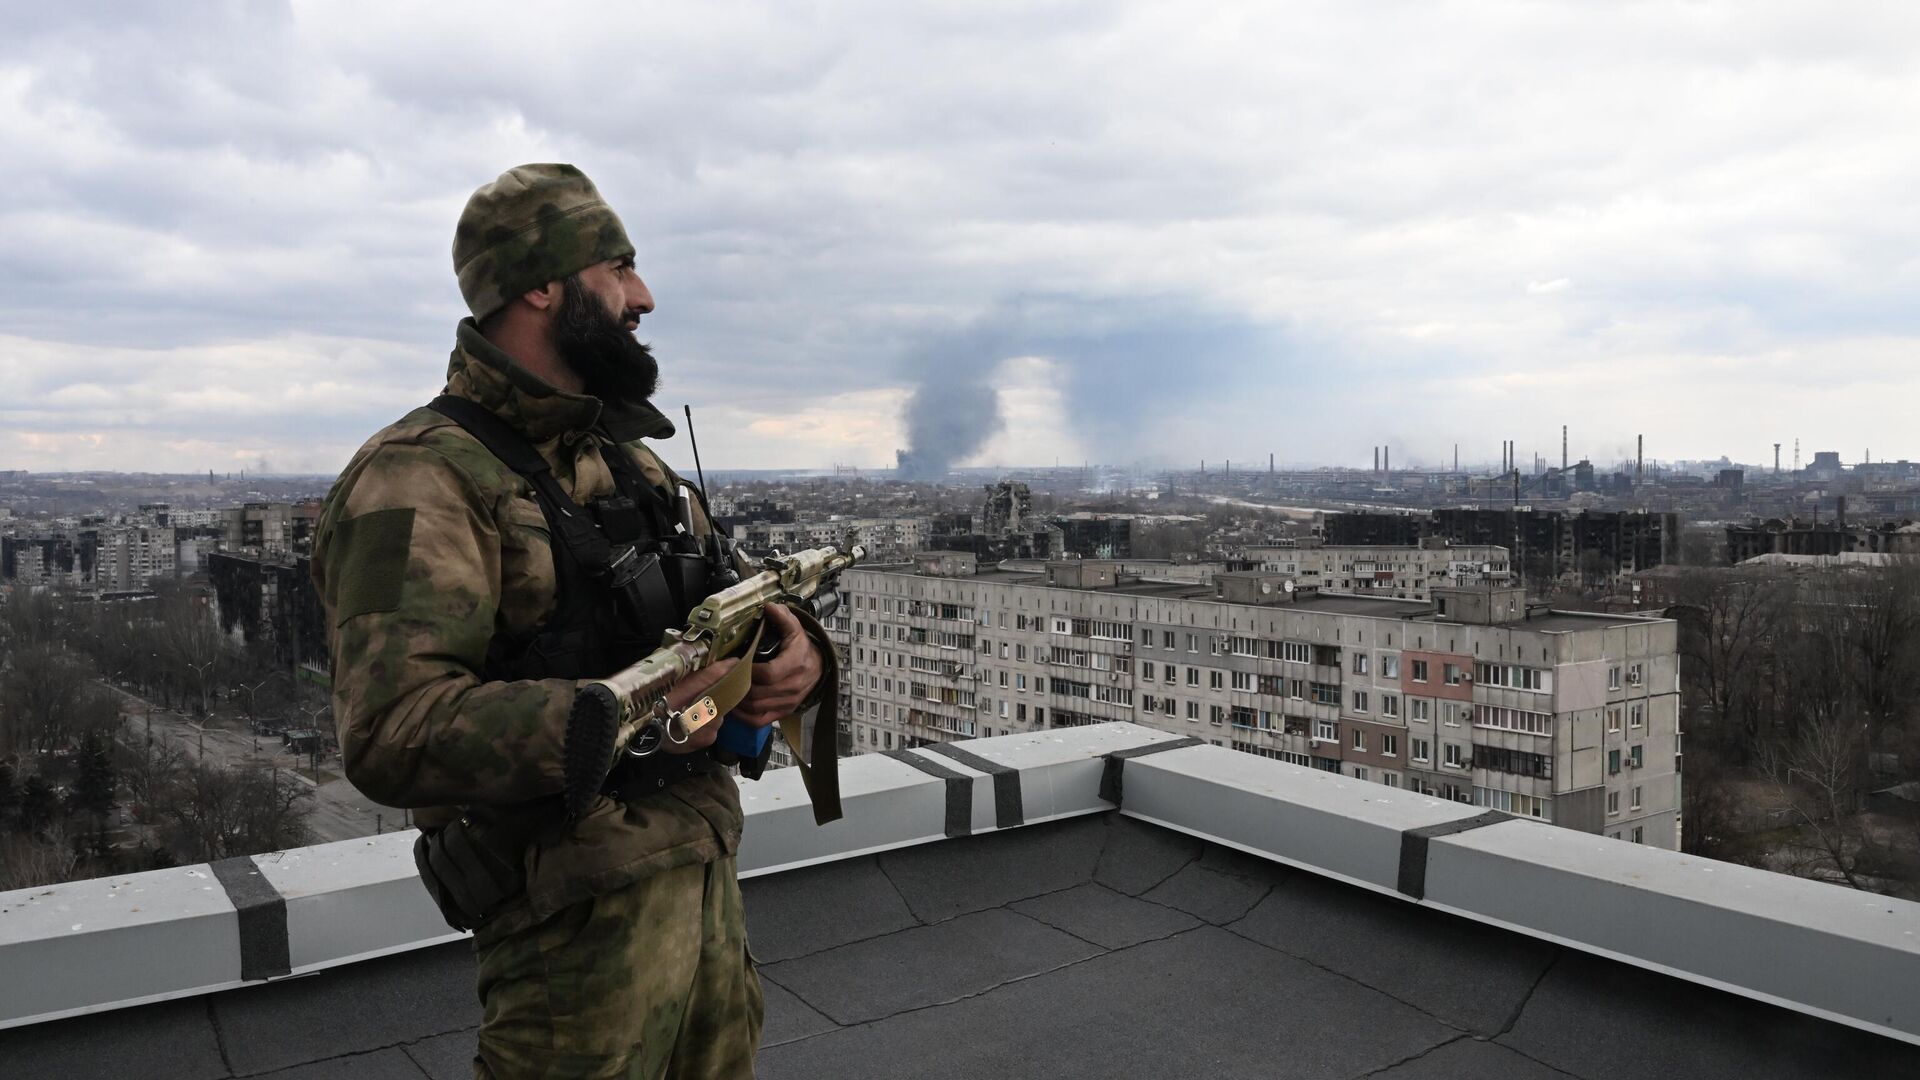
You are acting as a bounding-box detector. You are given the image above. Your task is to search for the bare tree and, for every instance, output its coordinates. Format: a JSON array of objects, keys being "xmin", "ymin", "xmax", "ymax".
[
  {"xmin": 159, "ymin": 762, "xmax": 313, "ymax": 863},
  {"xmin": 0, "ymin": 643, "xmax": 115, "ymax": 755},
  {"xmin": 1670, "ymin": 566, "xmax": 1788, "ymax": 758},
  {"xmin": 1760, "ymin": 714, "xmax": 1878, "ymax": 890},
  {"xmin": 0, "ymin": 823, "xmax": 83, "ymax": 891}
]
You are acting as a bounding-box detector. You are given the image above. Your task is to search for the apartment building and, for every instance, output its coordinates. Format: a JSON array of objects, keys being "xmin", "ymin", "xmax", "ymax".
[
  {"xmin": 829, "ymin": 552, "xmax": 1681, "ymax": 848},
  {"xmin": 735, "ymin": 516, "xmax": 930, "ymax": 560},
  {"xmin": 1238, "ymin": 538, "xmax": 1512, "ymax": 600}
]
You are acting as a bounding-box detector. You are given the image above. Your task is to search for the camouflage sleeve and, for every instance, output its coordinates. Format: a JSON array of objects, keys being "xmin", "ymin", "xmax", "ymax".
[{"xmin": 313, "ymin": 441, "xmax": 571, "ymax": 809}]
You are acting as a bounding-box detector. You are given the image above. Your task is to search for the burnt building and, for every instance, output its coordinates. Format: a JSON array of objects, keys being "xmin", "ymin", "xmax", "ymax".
[
  {"xmin": 1052, "ymin": 514, "xmax": 1133, "ymax": 559},
  {"xmin": 207, "ymin": 552, "xmax": 328, "ymax": 672},
  {"xmin": 1325, "ymin": 509, "xmax": 1678, "ymax": 586}
]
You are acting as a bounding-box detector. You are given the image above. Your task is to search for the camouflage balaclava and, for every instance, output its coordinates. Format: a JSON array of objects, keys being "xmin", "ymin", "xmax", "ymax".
[{"xmin": 452, "ymin": 164, "xmax": 635, "ymax": 322}]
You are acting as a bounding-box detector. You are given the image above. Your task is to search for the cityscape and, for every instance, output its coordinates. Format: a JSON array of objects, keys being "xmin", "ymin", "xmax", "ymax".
[
  {"xmin": 6, "ymin": 1, "xmax": 1920, "ymax": 1074},
  {"xmin": 6, "ymin": 442, "xmax": 1918, "ymax": 891}
]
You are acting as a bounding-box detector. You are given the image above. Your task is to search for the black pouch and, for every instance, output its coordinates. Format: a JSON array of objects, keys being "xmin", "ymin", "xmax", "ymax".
[{"xmin": 412, "ymin": 815, "xmax": 526, "ymax": 931}]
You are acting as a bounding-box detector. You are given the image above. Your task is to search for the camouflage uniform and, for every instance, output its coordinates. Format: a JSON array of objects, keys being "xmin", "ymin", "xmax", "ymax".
[{"xmin": 312, "ymin": 165, "xmax": 803, "ymax": 1079}]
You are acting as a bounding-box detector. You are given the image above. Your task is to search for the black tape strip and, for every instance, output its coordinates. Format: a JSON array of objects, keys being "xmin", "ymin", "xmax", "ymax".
[
  {"xmin": 922, "ymin": 742, "xmax": 1024, "ymax": 829},
  {"xmin": 1099, "ymin": 736, "xmax": 1206, "ymax": 805},
  {"xmin": 210, "ymin": 856, "xmax": 292, "ymax": 981},
  {"xmin": 883, "ymin": 749, "xmax": 974, "ymax": 838},
  {"xmin": 1397, "ymin": 810, "xmax": 1510, "ymax": 900}
]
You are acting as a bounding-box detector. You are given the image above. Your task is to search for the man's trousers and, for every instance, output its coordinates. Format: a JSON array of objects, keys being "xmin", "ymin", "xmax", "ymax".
[{"xmin": 472, "ymin": 857, "xmax": 762, "ymax": 1079}]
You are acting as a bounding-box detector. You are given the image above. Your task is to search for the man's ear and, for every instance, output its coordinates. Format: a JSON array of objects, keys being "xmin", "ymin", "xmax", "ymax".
[{"xmin": 521, "ymin": 280, "xmax": 563, "ymax": 312}]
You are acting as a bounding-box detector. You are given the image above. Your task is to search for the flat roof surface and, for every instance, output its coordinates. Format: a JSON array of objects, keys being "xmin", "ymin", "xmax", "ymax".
[{"xmin": 3, "ymin": 812, "xmax": 1913, "ymax": 1079}]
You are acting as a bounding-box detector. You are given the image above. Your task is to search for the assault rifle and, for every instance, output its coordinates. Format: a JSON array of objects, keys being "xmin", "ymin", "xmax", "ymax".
[{"xmin": 562, "ymin": 543, "xmax": 864, "ymax": 816}]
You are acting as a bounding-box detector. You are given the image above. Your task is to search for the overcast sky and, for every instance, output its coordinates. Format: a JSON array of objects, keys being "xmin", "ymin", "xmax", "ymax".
[{"xmin": 4, "ymin": 1, "xmax": 1918, "ymax": 476}]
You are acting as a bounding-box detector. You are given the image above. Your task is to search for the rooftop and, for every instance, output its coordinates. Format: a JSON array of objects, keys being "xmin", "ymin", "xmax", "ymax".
[{"xmin": 4, "ymin": 725, "xmax": 1917, "ymax": 1079}]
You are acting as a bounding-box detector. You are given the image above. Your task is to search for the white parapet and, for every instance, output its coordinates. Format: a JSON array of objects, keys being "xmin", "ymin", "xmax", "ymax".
[{"xmin": 3, "ymin": 721, "xmax": 1918, "ymax": 1048}]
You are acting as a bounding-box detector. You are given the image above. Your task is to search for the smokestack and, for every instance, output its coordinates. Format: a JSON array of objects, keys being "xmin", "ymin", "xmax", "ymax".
[
  {"xmin": 1838, "ymin": 495, "xmax": 1847, "ymax": 529},
  {"xmin": 1384, "ymin": 447, "xmax": 1390, "ymax": 473},
  {"xmin": 1774, "ymin": 443, "xmax": 1782, "ymax": 475},
  {"xmin": 1269, "ymin": 452, "xmax": 1274, "ymax": 474},
  {"xmin": 1636, "ymin": 435, "xmax": 1643, "ymax": 487},
  {"xmin": 1374, "ymin": 446, "xmax": 1380, "ymax": 472},
  {"xmin": 1562, "ymin": 426, "xmax": 1568, "ymax": 472},
  {"xmin": 1454, "ymin": 444, "xmax": 1458, "ymax": 473}
]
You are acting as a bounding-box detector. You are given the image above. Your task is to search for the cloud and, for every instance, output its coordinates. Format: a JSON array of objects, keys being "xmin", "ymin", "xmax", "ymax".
[{"xmin": 3, "ymin": 1, "xmax": 1920, "ymax": 473}]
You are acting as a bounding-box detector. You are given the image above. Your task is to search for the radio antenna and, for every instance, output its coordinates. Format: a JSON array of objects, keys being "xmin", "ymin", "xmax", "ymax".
[{"xmin": 683, "ymin": 404, "xmax": 712, "ymax": 507}]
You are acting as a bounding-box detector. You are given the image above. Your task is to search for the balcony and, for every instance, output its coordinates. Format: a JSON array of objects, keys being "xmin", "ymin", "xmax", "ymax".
[{"xmin": 2, "ymin": 725, "xmax": 1917, "ymax": 1077}]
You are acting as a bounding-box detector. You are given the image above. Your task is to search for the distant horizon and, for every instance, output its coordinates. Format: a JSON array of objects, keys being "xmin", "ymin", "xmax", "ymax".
[{"xmin": 7, "ymin": 5, "xmax": 1920, "ymax": 476}]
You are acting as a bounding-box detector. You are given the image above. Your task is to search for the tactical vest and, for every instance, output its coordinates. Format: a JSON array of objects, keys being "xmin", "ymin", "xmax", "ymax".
[{"xmin": 426, "ymin": 395, "xmax": 739, "ymax": 790}]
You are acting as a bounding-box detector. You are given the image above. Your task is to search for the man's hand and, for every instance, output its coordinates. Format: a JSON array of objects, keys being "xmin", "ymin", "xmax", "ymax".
[
  {"xmin": 732, "ymin": 603, "xmax": 823, "ymax": 728},
  {"xmin": 659, "ymin": 657, "xmax": 739, "ymax": 754}
]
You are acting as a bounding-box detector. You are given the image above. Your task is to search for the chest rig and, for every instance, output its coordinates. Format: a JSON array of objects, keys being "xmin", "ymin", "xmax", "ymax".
[{"xmin": 427, "ymin": 394, "xmax": 727, "ymax": 706}]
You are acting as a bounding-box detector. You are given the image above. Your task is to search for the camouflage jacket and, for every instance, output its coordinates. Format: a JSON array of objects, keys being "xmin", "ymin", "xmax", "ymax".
[{"xmin": 313, "ymin": 320, "xmax": 785, "ymax": 932}]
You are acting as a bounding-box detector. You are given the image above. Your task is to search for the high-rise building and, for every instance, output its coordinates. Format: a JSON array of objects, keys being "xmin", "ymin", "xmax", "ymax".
[{"xmin": 829, "ymin": 554, "xmax": 1682, "ymax": 848}]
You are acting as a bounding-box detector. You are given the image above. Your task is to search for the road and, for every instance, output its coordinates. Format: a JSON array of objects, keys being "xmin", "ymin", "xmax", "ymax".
[{"xmin": 106, "ymin": 685, "xmax": 408, "ymax": 843}]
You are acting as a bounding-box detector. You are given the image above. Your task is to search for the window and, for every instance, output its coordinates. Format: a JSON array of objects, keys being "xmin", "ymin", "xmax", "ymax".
[
  {"xmin": 1629, "ymin": 744, "xmax": 1643, "ymax": 769},
  {"xmin": 1209, "ymin": 670, "xmax": 1224, "ymax": 691},
  {"xmin": 1476, "ymin": 705, "xmax": 1552, "ymax": 736},
  {"xmin": 1632, "ymin": 827, "xmax": 1644, "ymax": 844},
  {"xmin": 1352, "ymin": 653, "xmax": 1370, "ymax": 676},
  {"xmin": 1351, "ymin": 728, "xmax": 1367, "ymax": 752},
  {"xmin": 1472, "ymin": 744, "xmax": 1553, "ymax": 779},
  {"xmin": 1381, "ymin": 694, "xmax": 1399, "ymax": 719},
  {"xmin": 1608, "ymin": 666, "xmax": 1621, "ymax": 690},
  {"xmin": 1351, "ymin": 690, "xmax": 1369, "ymax": 713},
  {"xmin": 1380, "ymin": 655, "xmax": 1399, "ymax": 679},
  {"xmin": 1310, "ymin": 682, "xmax": 1340, "ymax": 706},
  {"xmin": 1411, "ymin": 659, "xmax": 1429, "ymax": 683},
  {"xmin": 1141, "ymin": 661, "xmax": 1155, "ymax": 680},
  {"xmin": 1186, "ymin": 700, "xmax": 1201, "ymax": 721},
  {"xmin": 1231, "ymin": 670, "xmax": 1254, "ymax": 691},
  {"xmin": 1627, "ymin": 663, "xmax": 1643, "ymax": 686},
  {"xmin": 1630, "ymin": 703, "xmax": 1644, "ymax": 729},
  {"xmin": 1411, "ymin": 698, "xmax": 1430, "ymax": 722},
  {"xmin": 1443, "ymin": 743, "xmax": 1465, "ymax": 768},
  {"xmin": 1314, "ymin": 718, "xmax": 1338, "ymax": 741},
  {"xmin": 1608, "ymin": 790, "xmax": 1621, "ymax": 816},
  {"xmin": 1412, "ymin": 738, "xmax": 1431, "ymax": 763},
  {"xmin": 1186, "ymin": 634, "xmax": 1200, "ymax": 653},
  {"xmin": 1186, "ymin": 668, "xmax": 1200, "ymax": 687},
  {"xmin": 1162, "ymin": 631, "xmax": 1176, "ymax": 649},
  {"xmin": 1352, "ymin": 766, "xmax": 1369, "ymax": 782},
  {"xmin": 1381, "ymin": 772, "xmax": 1400, "ymax": 788},
  {"xmin": 1631, "ymin": 785, "xmax": 1642, "ymax": 810},
  {"xmin": 1443, "ymin": 663, "xmax": 1463, "ymax": 686},
  {"xmin": 1442, "ymin": 703, "xmax": 1462, "ymax": 727},
  {"xmin": 1476, "ymin": 788, "xmax": 1549, "ymax": 819},
  {"xmin": 1381, "ymin": 733, "xmax": 1398, "ymax": 757},
  {"xmin": 1608, "ymin": 749, "xmax": 1621, "ymax": 775},
  {"xmin": 1209, "ymin": 705, "xmax": 1225, "ymax": 725},
  {"xmin": 1607, "ymin": 708, "xmax": 1622, "ymax": 733},
  {"xmin": 1165, "ymin": 665, "xmax": 1177, "ymax": 685}
]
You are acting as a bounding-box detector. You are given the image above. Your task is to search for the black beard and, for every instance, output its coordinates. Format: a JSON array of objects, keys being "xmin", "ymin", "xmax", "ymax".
[{"xmin": 552, "ymin": 273, "xmax": 660, "ymax": 404}]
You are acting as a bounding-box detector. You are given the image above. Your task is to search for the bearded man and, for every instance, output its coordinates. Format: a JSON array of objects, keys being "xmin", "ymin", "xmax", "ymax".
[{"xmin": 312, "ymin": 164, "xmax": 836, "ymax": 1079}]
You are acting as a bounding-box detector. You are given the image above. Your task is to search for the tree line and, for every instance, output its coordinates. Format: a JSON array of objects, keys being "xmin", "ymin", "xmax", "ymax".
[
  {"xmin": 1667, "ymin": 559, "xmax": 1920, "ymax": 895},
  {"xmin": 0, "ymin": 584, "xmax": 313, "ymax": 891}
]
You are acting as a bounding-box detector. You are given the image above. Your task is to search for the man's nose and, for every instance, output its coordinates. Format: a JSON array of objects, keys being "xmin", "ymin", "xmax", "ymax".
[{"xmin": 628, "ymin": 275, "xmax": 655, "ymax": 316}]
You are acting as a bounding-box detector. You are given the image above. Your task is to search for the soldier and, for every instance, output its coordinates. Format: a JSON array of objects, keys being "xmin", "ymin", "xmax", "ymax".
[{"xmin": 311, "ymin": 164, "xmax": 836, "ymax": 1079}]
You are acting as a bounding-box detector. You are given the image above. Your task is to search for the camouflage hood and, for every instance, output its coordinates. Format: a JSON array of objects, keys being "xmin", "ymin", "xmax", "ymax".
[{"xmin": 445, "ymin": 318, "xmax": 676, "ymax": 445}]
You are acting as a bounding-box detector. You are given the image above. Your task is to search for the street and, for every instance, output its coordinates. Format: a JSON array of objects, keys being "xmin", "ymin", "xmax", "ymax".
[{"xmin": 106, "ymin": 685, "xmax": 406, "ymax": 843}]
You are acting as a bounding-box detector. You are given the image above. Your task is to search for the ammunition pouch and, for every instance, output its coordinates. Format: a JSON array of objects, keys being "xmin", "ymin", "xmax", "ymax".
[{"xmin": 412, "ymin": 813, "xmax": 531, "ymax": 932}]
